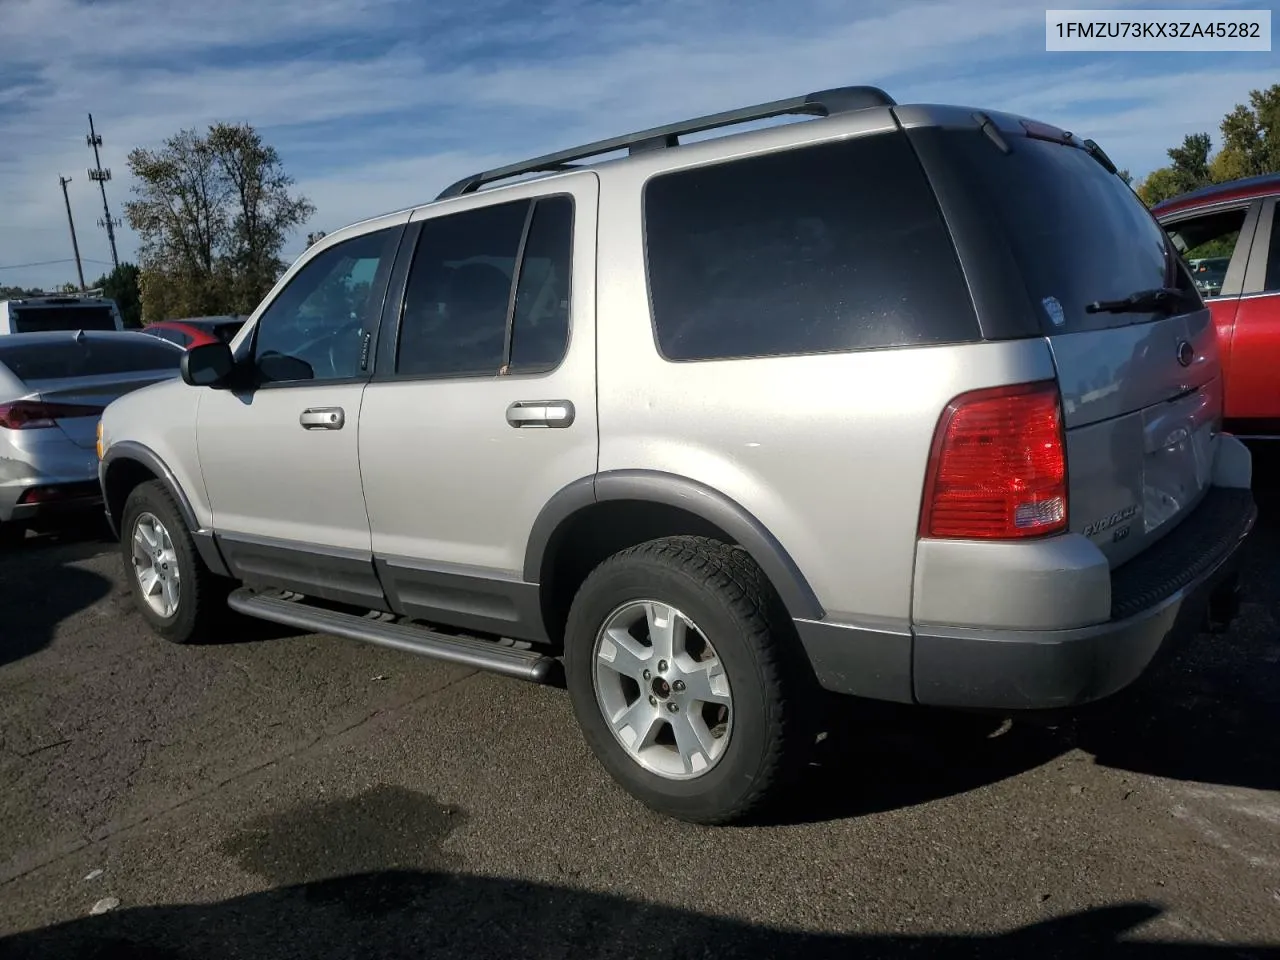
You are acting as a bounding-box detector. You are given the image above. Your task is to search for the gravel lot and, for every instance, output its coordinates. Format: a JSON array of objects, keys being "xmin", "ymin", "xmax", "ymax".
[{"xmin": 1, "ymin": 476, "xmax": 1278, "ymax": 959}]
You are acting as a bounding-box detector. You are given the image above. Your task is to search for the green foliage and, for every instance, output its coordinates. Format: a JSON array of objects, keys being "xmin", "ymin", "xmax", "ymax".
[
  {"xmin": 1135, "ymin": 83, "xmax": 1280, "ymax": 207},
  {"xmin": 125, "ymin": 123, "xmax": 313, "ymax": 323},
  {"xmin": 92, "ymin": 262, "xmax": 143, "ymax": 328},
  {"xmin": 0, "ymin": 285, "xmax": 45, "ymax": 299}
]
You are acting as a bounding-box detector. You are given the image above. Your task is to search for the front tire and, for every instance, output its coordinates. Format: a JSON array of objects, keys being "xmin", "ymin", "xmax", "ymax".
[
  {"xmin": 564, "ymin": 536, "xmax": 811, "ymax": 824},
  {"xmin": 120, "ymin": 480, "xmax": 227, "ymax": 644}
]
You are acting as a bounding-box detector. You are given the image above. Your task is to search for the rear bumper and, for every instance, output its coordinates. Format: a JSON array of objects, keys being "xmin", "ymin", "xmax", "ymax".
[
  {"xmin": 1, "ymin": 437, "xmax": 102, "ymax": 525},
  {"xmin": 1, "ymin": 479, "xmax": 102, "ymax": 524},
  {"xmin": 911, "ymin": 485, "xmax": 1256, "ymax": 711}
]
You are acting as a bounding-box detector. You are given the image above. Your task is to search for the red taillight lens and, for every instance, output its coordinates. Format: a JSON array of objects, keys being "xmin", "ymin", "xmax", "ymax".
[
  {"xmin": 919, "ymin": 380, "xmax": 1067, "ymax": 540},
  {"xmin": 0, "ymin": 401, "xmax": 104, "ymax": 430}
]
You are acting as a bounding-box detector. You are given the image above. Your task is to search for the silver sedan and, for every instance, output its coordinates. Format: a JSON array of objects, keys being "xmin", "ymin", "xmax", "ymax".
[{"xmin": 0, "ymin": 331, "xmax": 183, "ymax": 544}]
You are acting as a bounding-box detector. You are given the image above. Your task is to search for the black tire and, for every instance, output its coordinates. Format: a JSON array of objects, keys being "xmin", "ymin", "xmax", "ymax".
[
  {"xmin": 564, "ymin": 535, "xmax": 813, "ymax": 824},
  {"xmin": 120, "ymin": 480, "xmax": 229, "ymax": 644},
  {"xmin": 0, "ymin": 522, "xmax": 25, "ymax": 549}
]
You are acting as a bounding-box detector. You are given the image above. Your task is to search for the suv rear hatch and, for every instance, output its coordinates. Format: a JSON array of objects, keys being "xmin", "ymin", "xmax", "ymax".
[
  {"xmin": 10, "ymin": 302, "xmax": 118, "ymax": 333},
  {"xmin": 905, "ymin": 113, "xmax": 1219, "ymax": 567}
]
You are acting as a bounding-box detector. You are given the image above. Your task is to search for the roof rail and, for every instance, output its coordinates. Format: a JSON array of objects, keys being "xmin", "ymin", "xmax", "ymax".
[{"xmin": 435, "ymin": 85, "xmax": 896, "ymax": 201}]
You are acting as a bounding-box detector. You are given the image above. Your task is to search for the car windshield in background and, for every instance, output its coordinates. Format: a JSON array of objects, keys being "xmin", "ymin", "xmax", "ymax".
[
  {"xmin": 0, "ymin": 338, "xmax": 181, "ymax": 382},
  {"xmin": 924, "ymin": 129, "xmax": 1175, "ymax": 335},
  {"xmin": 11, "ymin": 306, "xmax": 116, "ymax": 333}
]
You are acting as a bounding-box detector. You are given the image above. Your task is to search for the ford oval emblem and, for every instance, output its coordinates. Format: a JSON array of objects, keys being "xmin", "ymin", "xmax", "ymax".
[{"xmin": 1177, "ymin": 340, "xmax": 1194, "ymax": 367}]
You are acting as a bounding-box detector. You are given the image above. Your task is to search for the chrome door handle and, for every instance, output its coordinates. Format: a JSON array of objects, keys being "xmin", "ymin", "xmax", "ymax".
[
  {"xmin": 506, "ymin": 400, "xmax": 575, "ymax": 428},
  {"xmin": 300, "ymin": 407, "xmax": 345, "ymax": 430}
]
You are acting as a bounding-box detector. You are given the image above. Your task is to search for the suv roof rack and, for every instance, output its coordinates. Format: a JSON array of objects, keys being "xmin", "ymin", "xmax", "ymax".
[{"xmin": 435, "ymin": 85, "xmax": 896, "ymax": 201}]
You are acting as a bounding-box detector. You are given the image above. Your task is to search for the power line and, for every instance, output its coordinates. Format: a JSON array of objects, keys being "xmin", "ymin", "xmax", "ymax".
[{"xmin": 0, "ymin": 257, "xmax": 115, "ymax": 271}]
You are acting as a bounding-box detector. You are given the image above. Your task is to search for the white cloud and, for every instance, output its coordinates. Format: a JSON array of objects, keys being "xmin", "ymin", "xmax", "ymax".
[{"xmin": 0, "ymin": 0, "xmax": 1272, "ymax": 291}]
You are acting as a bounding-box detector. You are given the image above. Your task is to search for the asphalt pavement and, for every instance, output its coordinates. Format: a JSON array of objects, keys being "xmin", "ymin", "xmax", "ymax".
[{"xmin": 1, "ymin": 479, "xmax": 1279, "ymax": 959}]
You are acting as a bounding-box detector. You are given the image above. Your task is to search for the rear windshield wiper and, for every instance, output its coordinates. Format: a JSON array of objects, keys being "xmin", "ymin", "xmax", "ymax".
[{"xmin": 1085, "ymin": 287, "xmax": 1196, "ymax": 315}]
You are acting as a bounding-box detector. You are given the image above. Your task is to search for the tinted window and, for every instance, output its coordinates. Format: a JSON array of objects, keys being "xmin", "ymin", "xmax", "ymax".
[
  {"xmin": 397, "ymin": 200, "xmax": 529, "ymax": 377},
  {"xmin": 212, "ymin": 321, "xmax": 244, "ymax": 343},
  {"xmin": 12, "ymin": 306, "xmax": 116, "ymax": 333},
  {"xmin": 509, "ymin": 197, "xmax": 573, "ymax": 373},
  {"xmin": 253, "ymin": 227, "xmax": 400, "ymax": 384},
  {"xmin": 929, "ymin": 130, "xmax": 1175, "ymax": 334},
  {"xmin": 1267, "ymin": 211, "xmax": 1280, "ymax": 293},
  {"xmin": 644, "ymin": 133, "xmax": 977, "ymax": 362},
  {"xmin": 0, "ymin": 338, "xmax": 181, "ymax": 382}
]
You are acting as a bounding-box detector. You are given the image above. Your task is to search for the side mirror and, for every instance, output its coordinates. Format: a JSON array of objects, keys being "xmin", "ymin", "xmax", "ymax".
[{"xmin": 181, "ymin": 341, "xmax": 235, "ymax": 387}]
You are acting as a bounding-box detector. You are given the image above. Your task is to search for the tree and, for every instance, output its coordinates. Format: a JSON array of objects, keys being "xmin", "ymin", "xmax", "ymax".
[
  {"xmin": 0, "ymin": 285, "xmax": 45, "ymax": 299},
  {"xmin": 1215, "ymin": 84, "xmax": 1280, "ymax": 179},
  {"xmin": 125, "ymin": 124, "xmax": 312, "ymax": 323},
  {"xmin": 93, "ymin": 262, "xmax": 143, "ymax": 328},
  {"xmin": 1133, "ymin": 83, "xmax": 1280, "ymax": 208},
  {"xmin": 1136, "ymin": 167, "xmax": 1184, "ymax": 207},
  {"xmin": 206, "ymin": 123, "xmax": 315, "ymax": 314},
  {"xmin": 306, "ymin": 231, "xmax": 327, "ymax": 247}
]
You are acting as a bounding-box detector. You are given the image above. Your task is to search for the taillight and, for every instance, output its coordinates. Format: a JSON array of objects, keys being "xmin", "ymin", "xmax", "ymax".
[
  {"xmin": 919, "ymin": 380, "xmax": 1067, "ymax": 540},
  {"xmin": 0, "ymin": 400, "xmax": 105, "ymax": 430}
]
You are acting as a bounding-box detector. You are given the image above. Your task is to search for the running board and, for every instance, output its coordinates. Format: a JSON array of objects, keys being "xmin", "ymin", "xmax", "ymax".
[{"xmin": 227, "ymin": 588, "xmax": 561, "ymax": 684}]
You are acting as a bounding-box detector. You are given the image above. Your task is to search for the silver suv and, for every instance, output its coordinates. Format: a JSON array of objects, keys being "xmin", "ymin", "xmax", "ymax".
[{"xmin": 96, "ymin": 86, "xmax": 1257, "ymax": 824}]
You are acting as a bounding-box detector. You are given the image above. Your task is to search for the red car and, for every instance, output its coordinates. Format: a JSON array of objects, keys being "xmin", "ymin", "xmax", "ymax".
[
  {"xmin": 143, "ymin": 315, "xmax": 244, "ymax": 350},
  {"xmin": 1153, "ymin": 174, "xmax": 1280, "ymax": 437}
]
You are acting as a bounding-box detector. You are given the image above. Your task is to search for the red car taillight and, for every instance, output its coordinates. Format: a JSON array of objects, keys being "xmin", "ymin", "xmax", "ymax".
[
  {"xmin": 919, "ymin": 380, "xmax": 1068, "ymax": 540},
  {"xmin": 0, "ymin": 400, "xmax": 105, "ymax": 430}
]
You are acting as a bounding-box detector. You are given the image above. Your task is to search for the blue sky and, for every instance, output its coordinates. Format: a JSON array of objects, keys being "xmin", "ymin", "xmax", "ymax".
[{"xmin": 0, "ymin": 0, "xmax": 1275, "ymax": 291}]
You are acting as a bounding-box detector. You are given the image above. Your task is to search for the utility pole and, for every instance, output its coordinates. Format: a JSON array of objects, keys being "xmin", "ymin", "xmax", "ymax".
[
  {"xmin": 86, "ymin": 113, "xmax": 121, "ymax": 270},
  {"xmin": 59, "ymin": 176, "xmax": 87, "ymax": 291}
]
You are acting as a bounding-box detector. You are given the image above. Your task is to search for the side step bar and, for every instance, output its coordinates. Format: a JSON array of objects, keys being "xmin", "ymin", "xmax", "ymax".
[{"xmin": 227, "ymin": 588, "xmax": 562, "ymax": 685}]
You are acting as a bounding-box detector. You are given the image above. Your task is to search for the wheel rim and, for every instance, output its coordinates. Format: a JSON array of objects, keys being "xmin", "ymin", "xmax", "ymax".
[
  {"xmin": 131, "ymin": 512, "xmax": 181, "ymax": 619},
  {"xmin": 592, "ymin": 600, "xmax": 733, "ymax": 780}
]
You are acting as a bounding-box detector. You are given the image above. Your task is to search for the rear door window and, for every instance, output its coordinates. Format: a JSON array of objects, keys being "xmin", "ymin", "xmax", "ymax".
[
  {"xmin": 0, "ymin": 338, "xmax": 181, "ymax": 382},
  {"xmin": 922, "ymin": 130, "xmax": 1179, "ymax": 334},
  {"xmin": 643, "ymin": 132, "xmax": 979, "ymax": 362}
]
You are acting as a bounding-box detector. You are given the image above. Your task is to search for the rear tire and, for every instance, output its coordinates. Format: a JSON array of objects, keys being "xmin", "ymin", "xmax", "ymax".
[
  {"xmin": 564, "ymin": 535, "xmax": 812, "ymax": 824},
  {"xmin": 0, "ymin": 522, "xmax": 24, "ymax": 549},
  {"xmin": 120, "ymin": 480, "xmax": 229, "ymax": 644}
]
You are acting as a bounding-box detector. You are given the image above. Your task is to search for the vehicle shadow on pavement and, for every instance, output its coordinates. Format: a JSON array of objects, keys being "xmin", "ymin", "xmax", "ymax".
[
  {"xmin": 783, "ymin": 470, "xmax": 1280, "ymax": 825},
  {"xmin": 1068, "ymin": 469, "xmax": 1280, "ymax": 794},
  {"xmin": 0, "ymin": 523, "xmax": 114, "ymax": 668},
  {"xmin": 0, "ymin": 875, "xmax": 1275, "ymax": 960}
]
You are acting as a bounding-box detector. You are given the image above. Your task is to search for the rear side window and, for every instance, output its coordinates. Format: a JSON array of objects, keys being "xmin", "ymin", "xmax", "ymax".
[
  {"xmin": 925, "ymin": 130, "xmax": 1173, "ymax": 334},
  {"xmin": 12, "ymin": 306, "xmax": 116, "ymax": 333},
  {"xmin": 396, "ymin": 195, "xmax": 575, "ymax": 378},
  {"xmin": 643, "ymin": 133, "xmax": 978, "ymax": 362},
  {"xmin": 0, "ymin": 338, "xmax": 181, "ymax": 382}
]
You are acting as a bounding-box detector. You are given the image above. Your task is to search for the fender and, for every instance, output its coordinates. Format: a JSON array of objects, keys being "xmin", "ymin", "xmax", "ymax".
[
  {"xmin": 524, "ymin": 469, "xmax": 825, "ymax": 621},
  {"xmin": 100, "ymin": 441, "xmax": 231, "ymax": 578}
]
